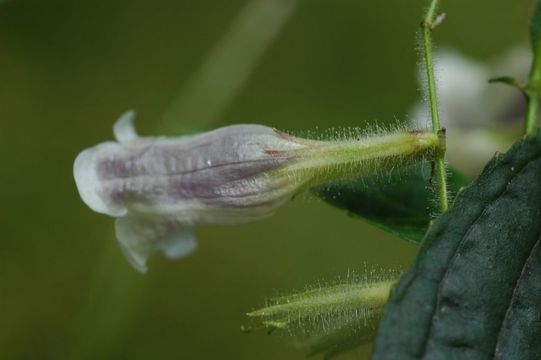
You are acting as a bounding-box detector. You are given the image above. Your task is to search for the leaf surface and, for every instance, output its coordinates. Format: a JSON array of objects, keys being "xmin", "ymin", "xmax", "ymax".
[
  {"xmin": 314, "ymin": 165, "xmax": 470, "ymax": 244},
  {"xmin": 372, "ymin": 129, "xmax": 541, "ymax": 360}
]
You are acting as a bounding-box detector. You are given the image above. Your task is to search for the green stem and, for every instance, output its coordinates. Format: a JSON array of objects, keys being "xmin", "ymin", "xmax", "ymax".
[
  {"xmin": 524, "ymin": 96, "xmax": 539, "ymax": 134},
  {"xmin": 424, "ymin": 0, "xmax": 438, "ymax": 23},
  {"xmin": 421, "ymin": 0, "xmax": 448, "ymax": 213},
  {"xmin": 524, "ymin": 37, "xmax": 541, "ymax": 134}
]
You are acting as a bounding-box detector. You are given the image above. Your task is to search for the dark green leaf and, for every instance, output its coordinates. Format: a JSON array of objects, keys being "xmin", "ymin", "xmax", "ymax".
[
  {"xmin": 314, "ymin": 164, "xmax": 470, "ymax": 244},
  {"xmin": 372, "ymin": 129, "xmax": 541, "ymax": 360}
]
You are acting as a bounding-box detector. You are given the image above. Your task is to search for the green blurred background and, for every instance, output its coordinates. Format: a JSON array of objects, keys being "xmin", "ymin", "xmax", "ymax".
[{"xmin": 0, "ymin": 0, "xmax": 532, "ymax": 358}]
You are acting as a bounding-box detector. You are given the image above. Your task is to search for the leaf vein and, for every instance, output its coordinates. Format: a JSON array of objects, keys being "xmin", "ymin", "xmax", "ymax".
[{"xmin": 492, "ymin": 236, "xmax": 541, "ymax": 360}]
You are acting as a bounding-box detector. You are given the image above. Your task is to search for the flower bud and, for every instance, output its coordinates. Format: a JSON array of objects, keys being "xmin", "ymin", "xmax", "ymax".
[
  {"xmin": 74, "ymin": 111, "xmax": 439, "ymax": 272},
  {"xmin": 245, "ymin": 275, "xmax": 398, "ymax": 358}
]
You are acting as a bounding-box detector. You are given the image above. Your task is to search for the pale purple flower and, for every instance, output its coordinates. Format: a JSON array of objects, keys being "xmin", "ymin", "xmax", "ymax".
[{"xmin": 74, "ymin": 111, "xmax": 439, "ymax": 272}]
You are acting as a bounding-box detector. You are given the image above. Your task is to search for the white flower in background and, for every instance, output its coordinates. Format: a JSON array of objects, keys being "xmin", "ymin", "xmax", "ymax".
[
  {"xmin": 410, "ymin": 45, "xmax": 530, "ymax": 176},
  {"xmin": 74, "ymin": 111, "xmax": 439, "ymax": 272}
]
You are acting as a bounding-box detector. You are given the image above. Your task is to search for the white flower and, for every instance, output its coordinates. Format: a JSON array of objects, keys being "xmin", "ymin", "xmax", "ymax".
[{"xmin": 74, "ymin": 111, "xmax": 439, "ymax": 272}]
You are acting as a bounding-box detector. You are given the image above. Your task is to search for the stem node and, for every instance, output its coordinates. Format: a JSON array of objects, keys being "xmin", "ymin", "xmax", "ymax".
[{"xmin": 420, "ymin": 0, "xmax": 449, "ymax": 213}]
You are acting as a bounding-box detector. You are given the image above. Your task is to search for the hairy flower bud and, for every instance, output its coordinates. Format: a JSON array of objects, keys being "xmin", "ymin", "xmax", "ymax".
[
  {"xmin": 74, "ymin": 111, "xmax": 439, "ymax": 272},
  {"xmin": 244, "ymin": 273, "xmax": 398, "ymax": 358}
]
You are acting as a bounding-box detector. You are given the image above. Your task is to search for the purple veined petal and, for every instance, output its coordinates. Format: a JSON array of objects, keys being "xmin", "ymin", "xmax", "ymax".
[
  {"xmin": 73, "ymin": 141, "xmax": 128, "ymax": 217},
  {"xmin": 74, "ymin": 112, "xmax": 307, "ymax": 272},
  {"xmin": 74, "ymin": 111, "xmax": 142, "ymax": 216},
  {"xmin": 75, "ymin": 113, "xmax": 306, "ymax": 220},
  {"xmin": 115, "ymin": 213, "xmax": 197, "ymax": 273}
]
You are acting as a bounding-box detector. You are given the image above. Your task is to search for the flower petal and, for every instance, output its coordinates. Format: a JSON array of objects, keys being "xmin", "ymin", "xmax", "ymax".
[
  {"xmin": 115, "ymin": 213, "xmax": 197, "ymax": 273},
  {"xmin": 73, "ymin": 141, "xmax": 128, "ymax": 217},
  {"xmin": 88, "ymin": 121, "xmax": 301, "ymax": 217},
  {"xmin": 113, "ymin": 110, "xmax": 138, "ymax": 143}
]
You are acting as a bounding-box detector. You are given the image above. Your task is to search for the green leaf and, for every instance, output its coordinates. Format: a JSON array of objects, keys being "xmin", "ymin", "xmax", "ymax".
[
  {"xmin": 372, "ymin": 129, "xmax": 541, "ymax": 360},
  {"xmin": 314, "ymin": 164, "xmax": 470, "ymax": 244},
  {"xmin": 488, "ymin": 76, "xmax": 524, "ymax": 92}
]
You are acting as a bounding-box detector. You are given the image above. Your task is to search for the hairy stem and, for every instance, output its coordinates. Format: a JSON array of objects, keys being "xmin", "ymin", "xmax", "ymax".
[{"xmin": 421, "ymin": 0, "xmax": 448, "ymax": 213}]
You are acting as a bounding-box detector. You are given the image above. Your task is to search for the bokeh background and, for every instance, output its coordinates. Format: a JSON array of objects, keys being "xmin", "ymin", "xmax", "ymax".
[{"xmin": 0, "ymin": 0, "xmax": 533, "ymax": 359}]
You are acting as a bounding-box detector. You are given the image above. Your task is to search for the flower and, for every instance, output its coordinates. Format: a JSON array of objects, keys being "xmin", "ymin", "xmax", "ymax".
[{"xmin": 74, "ymin": 111, "xmax": 439, "ymax": 272}]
